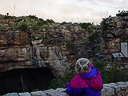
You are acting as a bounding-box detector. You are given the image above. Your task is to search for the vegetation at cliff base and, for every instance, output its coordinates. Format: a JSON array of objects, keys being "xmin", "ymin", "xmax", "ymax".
[
  {"xmin": 49, "ymin": 58, "xmax": 128, "ymax": 89},
  {"xmin": 49, "ymin": 70, "xmax": 76, "ymax": 89}
]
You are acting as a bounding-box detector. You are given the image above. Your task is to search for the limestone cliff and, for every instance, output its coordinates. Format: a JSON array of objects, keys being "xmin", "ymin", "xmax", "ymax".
[{"xmin": 0, "ymin": 16, "xmax": 90, "ymax": 77}]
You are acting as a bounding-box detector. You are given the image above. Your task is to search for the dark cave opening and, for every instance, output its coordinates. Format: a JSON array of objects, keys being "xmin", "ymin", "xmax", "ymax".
[{"xmin": 0, "ymin": 68, "xmax": 55, "ymax": 95}]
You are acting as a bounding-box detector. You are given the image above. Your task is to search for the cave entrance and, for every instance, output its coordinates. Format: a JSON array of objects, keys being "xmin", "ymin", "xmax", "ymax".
[{"xmin": 0, "ymin": 68, "xmax": 55, "ymax": 95}]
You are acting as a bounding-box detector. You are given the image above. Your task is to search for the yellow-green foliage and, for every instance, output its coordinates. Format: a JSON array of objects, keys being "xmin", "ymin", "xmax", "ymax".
[{"xmin": 70, "ymin": 29, "xmax": 75, "ymax": 32}]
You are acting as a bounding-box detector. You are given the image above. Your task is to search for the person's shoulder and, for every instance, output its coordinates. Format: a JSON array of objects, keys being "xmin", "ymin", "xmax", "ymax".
[
  {"xmin": 70, "ymin": 75, "xmax": 81, "ymax": 83},
  {"xmin": 70, "ymin": 75, "xmax": 88, "ymax": 88},
  {"xmin": 69, "ymin": 75, "xmax": 80, "ymax": 88}
]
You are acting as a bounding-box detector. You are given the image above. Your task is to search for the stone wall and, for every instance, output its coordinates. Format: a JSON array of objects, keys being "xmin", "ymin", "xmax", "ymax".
[
  {"xmin": 102, "ymin": 81, "xmax": 128, "ymax": 96},
  {"xmin": 2, "ymin": 81, "xmax": 128, "ymax": 96}
]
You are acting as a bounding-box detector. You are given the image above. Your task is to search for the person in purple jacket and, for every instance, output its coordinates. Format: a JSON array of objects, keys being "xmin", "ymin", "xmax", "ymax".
[{"xmin": 66, "ymin": 58, "xmax": 103, "ymax": 96}]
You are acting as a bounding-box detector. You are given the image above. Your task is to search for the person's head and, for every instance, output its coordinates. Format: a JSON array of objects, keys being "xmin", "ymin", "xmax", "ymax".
[{"xmin": 75, "ymin": 58, "xmax": 91, "ymax": 74}]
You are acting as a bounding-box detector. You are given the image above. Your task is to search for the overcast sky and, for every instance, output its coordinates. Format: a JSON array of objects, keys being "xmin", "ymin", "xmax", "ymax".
[{"xmin": 0, "ymin": 0, "xmax": 127, "ymax": 24}]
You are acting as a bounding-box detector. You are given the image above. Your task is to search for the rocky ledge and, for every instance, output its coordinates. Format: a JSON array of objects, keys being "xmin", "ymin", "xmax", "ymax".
[{"xmin": 2, "ymin": 81, "xmax": 128, "ymax": 96}]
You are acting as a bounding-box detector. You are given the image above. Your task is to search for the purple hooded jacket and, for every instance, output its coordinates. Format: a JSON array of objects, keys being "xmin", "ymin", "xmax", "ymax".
[{"xmin": 66, "ymin": 63, "xmax": 103, "ymax": 96}]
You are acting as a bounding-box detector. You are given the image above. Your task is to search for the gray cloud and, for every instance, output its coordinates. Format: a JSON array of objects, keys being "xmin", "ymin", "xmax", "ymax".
[{"xmin": 79, "ymin": 0, "xmax": 127, "ymax": 9}]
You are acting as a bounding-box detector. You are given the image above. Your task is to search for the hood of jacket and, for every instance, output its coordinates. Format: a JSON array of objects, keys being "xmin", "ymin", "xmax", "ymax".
[{"xmin": 81, "ymin": 67, "xmax": 103, "ymax": 91}]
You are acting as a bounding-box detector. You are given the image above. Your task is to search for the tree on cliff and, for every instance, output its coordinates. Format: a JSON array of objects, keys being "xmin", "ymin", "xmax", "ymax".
[
  {"xmin": 100, "ymin": 18, "xmax": 108, "ymax": 31},
  {"xmin": 79, "ymin": 23, "xmax": 94, "ymax": 33}
]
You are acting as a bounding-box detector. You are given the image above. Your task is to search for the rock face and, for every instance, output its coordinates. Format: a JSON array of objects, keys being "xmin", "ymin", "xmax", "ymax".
[
  {"xmin": 0, "ymin": 21, "xmax": 88, "ymax": 77},
  {"xmin": 101, "ymin": 15, "xmax": 128, "ymax": 55},
  {"xmin": 0, "ymin": 16, "xmax": 98, "ymax": 95}
]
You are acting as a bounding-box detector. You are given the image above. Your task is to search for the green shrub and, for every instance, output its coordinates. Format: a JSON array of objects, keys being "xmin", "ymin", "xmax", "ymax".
[
  {"xmin": 88, "ymin": 33, "xmax": 98, "ymax": 42},
  {"xmin": 44, "ymin": 35, "xmax": 50, "ymax": 40},
  {"xmin": 66, "ymin": 41, "xmax": 75, "ymax": 49},
  {"xmin": 31, "ymin": 23, "xmax": 39, "ymax": 30},
  {"xmin": 94, "ymin": 46, "xmax": 100, "ymax": 53},
  {"xmin": 32, "ymin": 88, "xmax": 40, "ymax": 92},
  {"xmin": 19, "ymin": 22, "xmax": 28, "ymax": 31},
  {"xmin": 49, "ymin": 70, "xmax": 76, "ymax": 89},
  {"xmin": 93, "ymin": 58, "xmax": 107, "ymax": 71},
  {"xmin": 100, "ymin": 18, "xmax": 108, "ymax": 31},
  {"xmin": 16, "ymin": 17, "xmax": 24, "ymax": 22},
  {"xmin": 0, "ymin": 15, "xmax": 4, "ymax": 19},
  {"xmin": 93, "ymin": 58, "xmax": 128, "ymax": 83},
  {"xmin": 46, "ymin": 19, "xmax": 55, "ymax": 24},
  {"xmin": 44, "ymin": 25, "xmax": 49, "ymax": 30},
  {"xmin": 37, "ymin": 21, "xmax": 44, "ymax": 26},
  {"xmin": 79, "ymin": 22, "xmax": 92, "ymax": 29},
  {"xmin": 78, "ymin": 28, "xmax": 82, "ymax": 31},
  {"xmin": 60, "ymin": 21, "xmax": 67, "ymax": 25},
  {"xmin": 87, "ymin": 25, "xmax": 94, "ymax": 33},
  {"xmin": 70, "ymin": 29, "xmax": 74, "ymax": 32},
  {"xmin": 10, "ymin": 24, "xmax": 19, "ymax": 31},
  {"xmin": 28, "ymin": 15, "xmax": 38, "ymax": 19},
  {"xmin": 4, "ymin": 15, "xmax": 13, "ymax": 19},
  {"xmin": 101, "ymin": 63, "xmax": 128, "ymax": 83}
]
